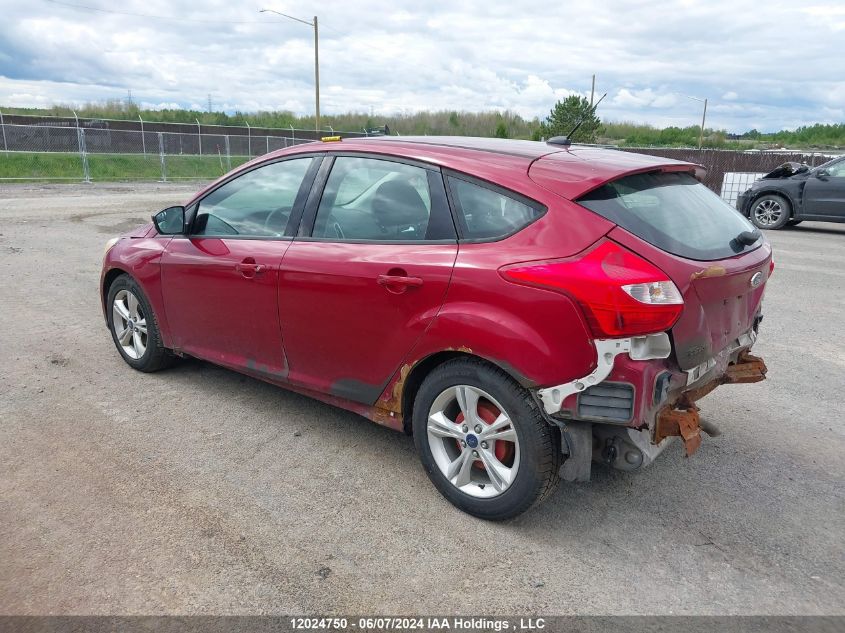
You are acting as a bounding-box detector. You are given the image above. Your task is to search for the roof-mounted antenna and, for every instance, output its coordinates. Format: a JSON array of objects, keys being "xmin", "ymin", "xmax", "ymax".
[{"xmin": 547, "ymin": 92, "xmax": 606, "ymax": 147}]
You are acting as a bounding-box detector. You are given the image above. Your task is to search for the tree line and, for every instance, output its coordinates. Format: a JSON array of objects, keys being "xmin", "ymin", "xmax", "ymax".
[{"xmin": 3, "ymin": 98, "xmax": 843, "ymax": 149}]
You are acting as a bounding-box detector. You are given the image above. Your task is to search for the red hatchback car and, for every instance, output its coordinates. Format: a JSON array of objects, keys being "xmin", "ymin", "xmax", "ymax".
[{"xmin": 101, "ymin": 136, "xmax": 771, "ymax": 519}]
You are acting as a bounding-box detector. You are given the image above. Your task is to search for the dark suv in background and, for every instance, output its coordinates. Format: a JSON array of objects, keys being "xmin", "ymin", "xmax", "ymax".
[{"xmin": 737, "ymin": 155, "xmax": 845, "ymax": 229}]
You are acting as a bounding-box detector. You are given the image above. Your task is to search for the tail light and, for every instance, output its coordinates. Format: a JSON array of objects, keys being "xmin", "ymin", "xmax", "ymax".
[{"xmin": 500, "ymin": 240, "xmax": 683, "ymax": 338}]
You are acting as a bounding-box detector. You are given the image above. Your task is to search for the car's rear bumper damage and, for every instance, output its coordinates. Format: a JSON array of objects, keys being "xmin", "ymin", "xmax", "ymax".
[
  {"xmin": 655, "ymin": 347, "xmax": 767, "ymax": 456},
  {"xmin": 537, "ymin": 328, "xmax": 768, "ymax": 481}
]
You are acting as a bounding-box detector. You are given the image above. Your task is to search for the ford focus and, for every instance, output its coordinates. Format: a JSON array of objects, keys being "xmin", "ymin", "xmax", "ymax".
[{"xmin": 101, "ymin": 136, "xmax": 771, "ymax": 519}]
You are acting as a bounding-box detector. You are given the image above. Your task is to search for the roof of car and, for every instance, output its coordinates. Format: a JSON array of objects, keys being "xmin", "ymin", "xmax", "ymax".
[
  {"xmin": 230, "ymin": 135, "xmax": 702, "ymax": 202},
  {"xmin": 359, "ymin": 136, "xmax": 563, "ymax": 158}
]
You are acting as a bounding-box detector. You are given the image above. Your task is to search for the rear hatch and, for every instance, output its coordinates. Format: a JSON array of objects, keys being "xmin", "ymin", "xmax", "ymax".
[
  {"xmin": 610, "ymin": 225, "xmax": 771, "ymax": 370},
  {"xmin": 557, "ymin": 167, "xmax": 771, "ymax": 370}
]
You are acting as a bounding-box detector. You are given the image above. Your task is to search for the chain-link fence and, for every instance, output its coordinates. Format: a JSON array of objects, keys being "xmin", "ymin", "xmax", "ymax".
[
  {"xmin": 719, "ymin": 172, "xmax": 766, "ymax": 207},
  {"xmin": 0, "ymin": 112, "xmax": 373, "ymax": 183},
  {"xmin": 2, "ymin": 113, "xmax": 840, "ymax": 202}
]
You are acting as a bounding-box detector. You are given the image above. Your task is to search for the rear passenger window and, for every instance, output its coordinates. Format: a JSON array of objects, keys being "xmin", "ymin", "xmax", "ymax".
[
  {"xmin": 313, "ymin": 157, "xmax": 433, "ymax": 241},
  {"xmin": 447, "ymin": 176, "xmax": 544, "ymax": 240}
]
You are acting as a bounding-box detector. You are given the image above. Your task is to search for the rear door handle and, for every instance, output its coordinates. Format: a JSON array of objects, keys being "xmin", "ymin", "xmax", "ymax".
[{"xmin": 377, "ymin": 274, "xmax": 423, "ymax": 289}]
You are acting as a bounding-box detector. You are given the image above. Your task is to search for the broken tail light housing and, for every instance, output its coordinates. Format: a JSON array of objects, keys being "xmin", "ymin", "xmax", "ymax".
[{"xmin": 500, "ymin": 240, "xmax": 683, "ymax": 338}]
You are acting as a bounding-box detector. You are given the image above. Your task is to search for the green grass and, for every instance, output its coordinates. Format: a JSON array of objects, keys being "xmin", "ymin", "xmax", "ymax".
[
  {"xmin": 0, "ymin": 152, "xmax": 83, "ymax": 180},
  {"xmin": 0, "ymin": 152, "xmax": 251, "ymax": 182},
  {"xmin": 163, "ymin": 154, "xmax": 250, "ymax": 180}
]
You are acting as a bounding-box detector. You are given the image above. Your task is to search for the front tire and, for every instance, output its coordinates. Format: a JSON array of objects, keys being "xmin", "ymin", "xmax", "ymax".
[
  {"xmin": 750, "ymin": 194, "xmax": 791, "ymax": 230},
  {"xmin": 412, "ymin": 358, "xmax": 561, "ymax": 520},
  {"xmin": 107, "ymin": 274, "xmax": 174, "ymax": 372}
]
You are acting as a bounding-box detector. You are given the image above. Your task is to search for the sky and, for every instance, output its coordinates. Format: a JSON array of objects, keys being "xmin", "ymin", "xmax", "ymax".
[{"xmin": 0, "ymin": 0, "xmax": 843, "ymax": 132}]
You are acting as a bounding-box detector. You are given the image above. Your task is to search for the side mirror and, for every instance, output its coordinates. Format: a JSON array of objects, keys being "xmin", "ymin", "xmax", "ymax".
[
  {"xmin": 815, "ymin": 169, "xmax": 830, "ymax": 180},
  {"xmin": 152, "ymin": 206, "xmax": 185, "ymax": 235}
]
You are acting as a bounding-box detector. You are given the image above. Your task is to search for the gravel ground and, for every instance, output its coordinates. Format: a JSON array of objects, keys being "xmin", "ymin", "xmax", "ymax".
[{"xmin": 0, "ymin": 182, "xmax": 843, "ymax": 615}]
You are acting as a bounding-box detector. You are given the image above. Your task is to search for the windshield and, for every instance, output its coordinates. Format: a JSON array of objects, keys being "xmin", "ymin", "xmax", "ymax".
[{"xmin": 577, "ymin": 171, "xmax": 760, "ymax": 261}]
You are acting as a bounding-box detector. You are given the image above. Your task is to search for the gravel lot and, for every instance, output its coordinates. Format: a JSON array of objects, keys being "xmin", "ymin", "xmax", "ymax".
[{"xmin": 0, "ymin": 182, "xmax": 843, "ymax": 616}]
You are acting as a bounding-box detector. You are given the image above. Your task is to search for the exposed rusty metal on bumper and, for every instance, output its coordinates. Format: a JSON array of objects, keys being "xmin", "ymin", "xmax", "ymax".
[
  {"xmin": 724, "ymin": 350, "xmax": 768, "ymax": 384},
  {"xmin": 656, "ymin": 349, "xmax": 768, "ymax": 456},
  {"xmin": 655, "ymin": 406, "xmax": 702, "ymax": 456}
]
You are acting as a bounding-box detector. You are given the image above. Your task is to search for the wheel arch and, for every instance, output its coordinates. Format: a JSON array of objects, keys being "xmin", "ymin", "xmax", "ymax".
[
  {"xmin": 747, "ymin": 188, "xmax": 797, "ymax": 218},
  {"xmin": 398, "ymin": 350, "xmax": 532, "ymax": 434},
  {"xmin": 101, "ymin": 266, "xmax": 132, "ymax": 322},
  {"xmin": 101, "ymin": 264, "xmax": 174, "ymax": 349}
]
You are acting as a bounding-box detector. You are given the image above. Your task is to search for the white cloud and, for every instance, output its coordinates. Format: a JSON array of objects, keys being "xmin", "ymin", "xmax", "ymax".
[
  {"xmin": 611, "ymin": 89, "xmax": 677, "ymax": 110},
  {"xmin": 651, "ymin": 94, "xmax": 679, "ymax": 109},
  {"xmin": 0, "ymin": 0, "xmax": 842, "ymax": 132}
]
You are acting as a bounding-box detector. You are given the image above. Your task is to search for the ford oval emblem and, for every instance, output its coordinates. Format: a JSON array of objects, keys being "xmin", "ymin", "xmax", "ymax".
[{"xmin": 750, "ymin": 271, "xmax": 763, "ymax": 288}]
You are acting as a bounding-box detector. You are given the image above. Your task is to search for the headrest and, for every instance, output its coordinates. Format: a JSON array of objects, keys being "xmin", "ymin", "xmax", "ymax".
[{"xmin": 371, "ymin": 180, "xmax": 429, "ymax": 226}]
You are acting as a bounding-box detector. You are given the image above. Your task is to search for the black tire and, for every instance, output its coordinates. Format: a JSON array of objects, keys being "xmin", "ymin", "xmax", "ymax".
[
  {"xmin": 787, "ymin": 219, "xmax": 803, "ymax": 226},
  {"xmin": 749, "ymin": 194, "xmax": 791, "ymax": 230},
  {"xmin": 106, "ymin": 273, "xmax": 174, "ymax": 372},
  {"xmin": 412, "ymin": 358, "xmax": 561, "ymax": 520}
]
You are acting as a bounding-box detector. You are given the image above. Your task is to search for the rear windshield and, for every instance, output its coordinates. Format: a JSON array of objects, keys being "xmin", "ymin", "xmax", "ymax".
[{"xmin": 577, "ymin": 171, "xmax": 760, "ymax": 261}]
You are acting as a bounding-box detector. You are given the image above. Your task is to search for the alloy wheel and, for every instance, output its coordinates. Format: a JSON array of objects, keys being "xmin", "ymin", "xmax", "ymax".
[
  {"xmin": 753, "ymin": 199, "xmax": 783, "ymax": 227},
  {"xmin": 112, "ymin": 289, "xmax": 147, "ymax": 359},
  {"xmin": 426, "ymin": 385, "xmax": 520, "ymax": 498}
]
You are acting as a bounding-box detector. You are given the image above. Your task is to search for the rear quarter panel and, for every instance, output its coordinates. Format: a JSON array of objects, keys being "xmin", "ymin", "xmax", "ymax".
[{"xmin": 375, "ymin": 191, "xmax": 616, "ymax": 415}]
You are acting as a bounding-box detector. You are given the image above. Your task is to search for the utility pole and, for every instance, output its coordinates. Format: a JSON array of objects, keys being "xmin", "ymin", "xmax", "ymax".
[
  {"xmin": 590, "ymin": 74, "xmax": 596, "ymax": 107},
  {"xmin": 260, "ymin": 9, "xmax": 321, "ymax": 133},
  {"xmin": 313, "ymin": 15, "xmax": 320, "ymax": 133},
  {"xmin": 686, "ymin": 95, "xmax": 708, "ymax": 149}
]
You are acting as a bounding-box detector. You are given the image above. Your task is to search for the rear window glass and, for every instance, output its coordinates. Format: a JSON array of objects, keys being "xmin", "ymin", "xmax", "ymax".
[
  {"xmin": 577, "ymin": 171, "xmax": 759, "ymax": 261},
  {"xmin": 313, "ymin": 156, "xmax": 434, "ymax": 241},
  {"xmin": 448, "ymin": 176, "xmax": 544, "ymax": 240}
]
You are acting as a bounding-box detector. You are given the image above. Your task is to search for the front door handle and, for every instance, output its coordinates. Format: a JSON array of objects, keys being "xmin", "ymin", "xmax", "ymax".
[
  {"xmin": 236, "ymin": 261, "xmax": 265, "ymax": 278},
  {"xmin": 377, "ymin": 274, "xmax": 424, "ymax": 291}
]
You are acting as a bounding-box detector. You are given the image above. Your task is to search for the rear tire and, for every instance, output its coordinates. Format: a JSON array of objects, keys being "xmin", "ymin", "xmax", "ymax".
[
  {"xmin": 412, "ymin": 358, "xmax": 561, "ymax": 520},
  {"xmin": 750, "ymin": 194, "xmax": 791, "ymax": 230},
  {"xmin": 107, "ymin": 274, "xmax": 174, "ymax": 372}
]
